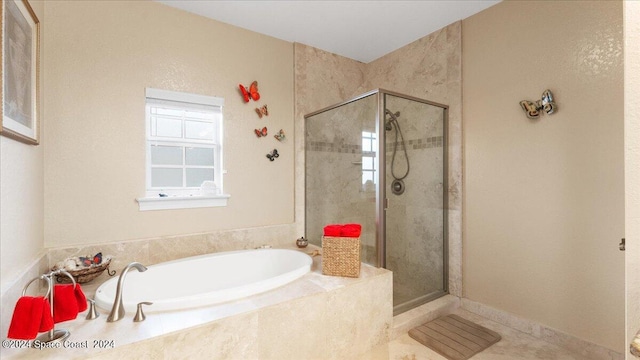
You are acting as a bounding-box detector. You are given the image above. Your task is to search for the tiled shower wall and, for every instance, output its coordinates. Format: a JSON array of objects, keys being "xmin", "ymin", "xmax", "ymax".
[{"xmin": 294, "ymin": 21, "xmax": 462, "ymax": 296}]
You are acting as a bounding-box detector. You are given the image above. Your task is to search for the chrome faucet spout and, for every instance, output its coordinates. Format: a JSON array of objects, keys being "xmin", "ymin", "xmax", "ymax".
[{"xmin": 107, "ymin": 262, "xmax": 147, "ymax": 322}]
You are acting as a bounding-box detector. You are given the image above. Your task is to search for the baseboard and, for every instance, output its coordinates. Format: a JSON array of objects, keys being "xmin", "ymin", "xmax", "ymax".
[{"xmin": 461, "ymin": 298, "xmax": 623, "ymax": 360}]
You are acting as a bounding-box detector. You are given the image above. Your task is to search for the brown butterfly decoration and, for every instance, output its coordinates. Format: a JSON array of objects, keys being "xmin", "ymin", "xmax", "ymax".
[
  {"xmin": 519, "ymin": 89, "xmax": 557, "ymax": 119},
  {"xmin": 254, "ymin": 127, "xmax": 268, "ymax": 138},
  {"xmin": 255, "ymin": 105, "xmax": 268, "ymax": 118}
]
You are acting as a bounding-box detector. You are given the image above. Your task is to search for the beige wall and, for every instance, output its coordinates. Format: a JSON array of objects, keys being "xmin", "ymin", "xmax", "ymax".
[
  {"xmin": 42, "ymin": 1, "xmax": 294, "ymax": 247},
  {"xmin": 0, "ymin": 0, "xmax": 46, "ymax": 291},
  {"xmin": 463, "ymin": 0, "xmax": 624, "ymax": 351},
  {"xmin": 625, "ymin": 2, "xmax": 640, "ymax": 357}
]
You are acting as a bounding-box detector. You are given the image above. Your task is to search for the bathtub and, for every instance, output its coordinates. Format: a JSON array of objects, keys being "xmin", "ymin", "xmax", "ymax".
[{"xmin": 95, "ymin": 248, "xmax": 312, "ymax": 313}]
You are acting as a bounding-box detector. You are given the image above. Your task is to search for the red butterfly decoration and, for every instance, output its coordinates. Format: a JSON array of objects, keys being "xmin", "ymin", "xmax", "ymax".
[
  {"xmin": 79, "ymin": 252, "xmax": 103, "ymax": 266},
  {"xmin": 255, "ymin": 104, "xmax": 268, "ymax": 118},
  {"xmin": 239, "ymin": 81, "xmax": 260, "ymax": 102},
  {"xmin": 254, "ymin": 127, "xmax": 268, "ymax": 137}
]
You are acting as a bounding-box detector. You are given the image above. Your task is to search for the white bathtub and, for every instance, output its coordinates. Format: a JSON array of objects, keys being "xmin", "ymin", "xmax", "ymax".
[{"xmin": 95, "ymin": 248, "xmax": 312, "ymax": 313}]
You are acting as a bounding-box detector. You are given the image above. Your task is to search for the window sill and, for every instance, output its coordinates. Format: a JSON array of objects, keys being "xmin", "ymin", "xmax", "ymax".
[{"xmin": 136, "ymin": 194, "xmax": 230, "ymax": 211}]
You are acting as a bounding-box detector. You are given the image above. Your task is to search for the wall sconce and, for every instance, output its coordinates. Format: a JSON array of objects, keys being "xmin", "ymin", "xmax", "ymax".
[{"xmin": 520, "ymin": 89, "xmax": 557, "ymax": 119}]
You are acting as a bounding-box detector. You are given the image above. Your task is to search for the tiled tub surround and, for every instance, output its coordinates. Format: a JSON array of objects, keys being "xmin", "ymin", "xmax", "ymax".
[
  {"xmin": 1, "ymin": 244, "xmax": 392, "ymax": 360},
  {"xmin": 48, "ymin": 223, "xmax": 299, "ymax": 286},
  {"xmin": 1, "ymin": 224, "xmax": 294, "ymax": 350}
]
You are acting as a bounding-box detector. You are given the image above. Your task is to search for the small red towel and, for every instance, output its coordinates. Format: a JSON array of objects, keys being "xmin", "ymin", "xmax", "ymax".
[
  {"xmin": 53, "ymin": 284, "xmax": 79, "ymax": 323},
  {"xmin": 39, "ymin": 299, "xmax": 54, "ymax": 332},
  {"xmin": 75, "ymin": 284, "xmax": 87, "ymax": 312},
  {"xmin": 323, "ymin": 224, "xmax": 342, "ymax": 237},
  {"xmin": 7, "ymin": 296, "xmax": 54, "ymax": 340},
  {"xmin": 341, "ymin": 223, "xmax": 362, "ymax": 238}
]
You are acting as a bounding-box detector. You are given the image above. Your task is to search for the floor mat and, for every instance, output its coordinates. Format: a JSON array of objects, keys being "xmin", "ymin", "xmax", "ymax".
[{"xmin": 408, "ymin": 314, "xmax": 501, "ymax": 360}]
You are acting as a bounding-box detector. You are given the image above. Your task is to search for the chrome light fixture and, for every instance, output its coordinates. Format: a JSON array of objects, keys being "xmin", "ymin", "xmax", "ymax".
[{"xmin": 520, "ymin": 89, "xmax": 557, "ymax": 119}]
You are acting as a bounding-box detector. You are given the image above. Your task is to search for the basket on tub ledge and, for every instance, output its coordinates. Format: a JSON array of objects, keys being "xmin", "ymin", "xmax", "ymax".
[
  {"xmin": 51, "ymin": 253, "xmax": 115, "ymax": 284},
  {"xmin": 321, "ymin": 223, "xmax": 363, "ymax": 278},
  {"xmin": 321, "ymin": 235, "xmax": 361, "ymax": 278}
]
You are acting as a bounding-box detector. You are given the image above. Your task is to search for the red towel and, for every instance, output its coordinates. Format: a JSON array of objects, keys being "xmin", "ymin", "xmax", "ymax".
[
  {"xmin": 341, "ymin": 223, "xmax": 362, "ymax": 238},
  {"xmin": 323, "ymin": 224, "xmax": 342, "ymax": 237},
  {"xmin": 7, "ymin": 296, "xmax": 54, "ymax": 340},
  {"xmin": 39, "ymin": 299, "xmax": 54, "ymax": 332},
  {"xmin": 323, "ymin": 224, "xmax": 362, "ymax": 237},
  {"xmin": 75, "ymin": 284, "xmax": 87, "ymax": 312},
  {"xmin": 53, "ymin": 284, "xmax": 79, "ymax": 323}
]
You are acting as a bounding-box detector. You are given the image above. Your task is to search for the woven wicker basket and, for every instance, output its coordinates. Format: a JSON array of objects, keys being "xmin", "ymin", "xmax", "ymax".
[
  {"xmin": 53, "ymin": 258, "xmax": 113, "ymax": 284},
  {"xmin": 322, "ymin": 236, "xmax": 361, "ymax": 278}
]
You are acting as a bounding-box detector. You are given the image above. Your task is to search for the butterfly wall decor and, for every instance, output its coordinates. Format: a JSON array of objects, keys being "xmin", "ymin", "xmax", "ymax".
[
  {"xmin": 239, "ymin": 81, "xmax": 260, "ymax": 102},
  {"xmin": 255, "ymin": 105, "xmax": 268, "ymax": 118},
  {"xmin": 79, "ymin": 252, "xmax": 103, "ymax": 267},
  {"xmin": 266, "ymin": 149, "xmax": 279, "ymax": 161},
  {"xmin": 274, "ymin": 129, "xmax": 285, "ymax": 141},
  {"xmin": 519, "ymin": 89, "xmax": 557, "ymax": 119},
  {"xmin": 254, "ymin": 126, "xmax": 268, "ymax": 138}
]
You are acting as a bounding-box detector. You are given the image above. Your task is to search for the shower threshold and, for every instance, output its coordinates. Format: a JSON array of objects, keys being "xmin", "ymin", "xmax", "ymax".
[{"xmin": 393, "ymin": 289, "xmax": 449, "ymax": 316}]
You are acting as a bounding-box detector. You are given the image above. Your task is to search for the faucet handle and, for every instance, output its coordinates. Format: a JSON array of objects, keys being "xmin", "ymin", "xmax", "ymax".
[
  {"xmin": 86, "ymin": 299, "xmax": 100, "ymax": 320},
  {"xmin": 133, "ymin": 302, "xmax": 153, "ymax": 322}
]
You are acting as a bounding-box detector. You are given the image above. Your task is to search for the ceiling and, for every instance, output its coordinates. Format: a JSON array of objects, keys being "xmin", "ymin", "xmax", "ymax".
[{"xmin": 155, "ymin": 0, "xmax": 500, "ymax": 63}]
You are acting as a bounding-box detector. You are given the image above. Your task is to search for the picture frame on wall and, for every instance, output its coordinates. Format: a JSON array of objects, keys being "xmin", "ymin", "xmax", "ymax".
[{"xmin": 1, "ymin": 0, "xmax": 40, "ymax": 145}]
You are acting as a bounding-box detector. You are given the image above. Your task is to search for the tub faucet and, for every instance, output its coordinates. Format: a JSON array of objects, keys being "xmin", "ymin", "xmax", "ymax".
[{"xmin": 107, "ymin": 262, "xmax": 147, "ymax": 322}]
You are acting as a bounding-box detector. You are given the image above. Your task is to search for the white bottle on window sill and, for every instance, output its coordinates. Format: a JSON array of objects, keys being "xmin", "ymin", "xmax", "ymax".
[{"xmin": 200, "ymin": 181, "xmax": 220, "ymax": 196}]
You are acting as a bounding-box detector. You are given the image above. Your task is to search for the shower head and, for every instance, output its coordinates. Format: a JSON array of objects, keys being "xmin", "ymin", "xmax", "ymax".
[
  {"xmin": 384, "ymin": 110, "xmax": 400, "ymax": 131},
  {"xmin": 385, "ymin": 109, "xmax": 400, "ymax": 120}
]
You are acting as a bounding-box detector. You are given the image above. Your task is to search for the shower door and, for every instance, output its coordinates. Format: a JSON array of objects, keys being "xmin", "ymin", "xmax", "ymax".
[
  {"xmin": 305, "ymin": 89, "xmax": 448, "ymax": 315},
  {"xmin": 305, "ymin": 92, "xmax": 379, "ymax": 265},
  {"xmin": 383, "ymin": 93, "xmax": 447, "ymax": 315}
]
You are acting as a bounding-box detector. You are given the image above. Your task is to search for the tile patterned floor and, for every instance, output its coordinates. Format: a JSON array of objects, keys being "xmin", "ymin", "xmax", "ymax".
[{"xmin": 359, "ymin": 309, "xmax": 590, "ymax": 360}]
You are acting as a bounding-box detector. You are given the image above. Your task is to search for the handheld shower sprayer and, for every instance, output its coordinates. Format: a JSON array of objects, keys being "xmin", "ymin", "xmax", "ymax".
[
  {"xmin": 385, "ymin": 110, "xmax": 401, "ymax": 131},
  {"xmin": 385, "ymin": 109, "xmax": 409, "ymax": 195}
]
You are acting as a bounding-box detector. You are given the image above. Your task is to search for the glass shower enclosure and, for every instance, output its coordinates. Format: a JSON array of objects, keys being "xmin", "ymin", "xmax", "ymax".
[{"xmin": 305, "ymin": 89, "xmax": 448, "ymax": 315}]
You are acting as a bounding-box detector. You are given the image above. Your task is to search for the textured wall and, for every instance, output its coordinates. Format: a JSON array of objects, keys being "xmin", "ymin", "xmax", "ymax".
[
  {"xmin": 463, "ymin": 0, "xmax": 624, "ymax": 351},
  {"xmin": 42, "ymin": 1, "xmax": 294, "ymax": 247},
  {"xmin": 625, "ymin": 2, "xmax": 640, "ymax": 357},
  {"xmin": 0, "ymin": 0, "xmax": 46, "ymax": 291}
]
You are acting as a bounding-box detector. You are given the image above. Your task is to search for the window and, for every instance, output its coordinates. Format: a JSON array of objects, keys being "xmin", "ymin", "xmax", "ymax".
[
  {"xmin": 137, "ymin": 88, "xmax": 229, "ymax": 211},
  {"xmin": 361, "ymin": 131, "xmax": 377, "ymax": 192}
]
